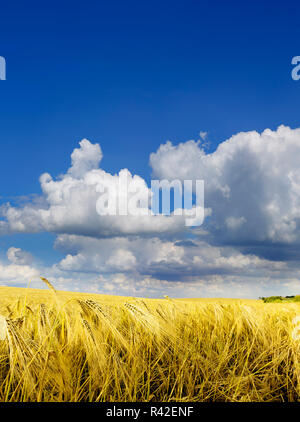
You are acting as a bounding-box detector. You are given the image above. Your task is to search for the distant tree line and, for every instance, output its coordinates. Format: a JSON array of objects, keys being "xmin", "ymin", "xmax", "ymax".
[{"xmin": 259, "ymin": 295, "xmax": 300, "ymax": 303}]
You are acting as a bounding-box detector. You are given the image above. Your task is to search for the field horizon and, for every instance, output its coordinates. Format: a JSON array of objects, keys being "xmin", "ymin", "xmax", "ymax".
[{"xmin": 0, "ymin": 285, "xmax": 262, "ymax": 304}]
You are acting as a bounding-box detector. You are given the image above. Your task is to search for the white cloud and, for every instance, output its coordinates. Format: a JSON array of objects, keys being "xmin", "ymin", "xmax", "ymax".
[
  {"xmin": 0, "ymin": 237, "xmax": 293, "ymax": 299},
  {"xmin": 150, "ymin": 125, "xmax": 300, "ymax": 253},
  {"xmin": 0, "ymin": 262, "xmax": 39, "ymax": 285},
  {"xmin": 0, "ymin": 140, "xmax": 188, "ymax": 238},
  {"xmin": 52, "ymin": 234, "xmax": 286, "ymax": 286},
  {"xmin": 226, "ymin": 216, "xmax": 246, "ymax": 230},
  {"xmin": 68, "ymin": 138, "xmax": 103, "ymax": 178},
  {"xmin": 7, "ymin": 247, "xmax": 33, "ymax": 265},
  {"xmin": 2, "ymin": 126, "xmax": 300, "ymax": 297}
]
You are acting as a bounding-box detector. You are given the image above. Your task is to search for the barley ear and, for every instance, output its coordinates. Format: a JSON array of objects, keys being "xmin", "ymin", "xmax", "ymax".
[{"xmin": 40, "ymin": 277, "xmax": 57, "ymax": 293}]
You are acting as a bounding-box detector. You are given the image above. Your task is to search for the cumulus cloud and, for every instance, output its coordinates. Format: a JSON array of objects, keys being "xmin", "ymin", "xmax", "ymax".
[
  {"xmin": 41, "ymin": 231, "xmax": 296, "ymax": 298},
  {"xmin": 2, "ymin": 126, "xmax": 300, "ymax": 298},
  {"xmin": 53, "ymin": 234, "xmax": 286, "ymax": 285},
  {"xmin": 150, "ymin": 125, "xmax": 300, "ymax": 258},
  {"xmin": 68, "ymin": 139, "xmax": 103, "ymax": 178},
  {"xmin": 0, "ymin": 140, "xmax": 190, "ymax": 238},
  {"xmin": 0, "ymin": 261, "xmax": 39, "ymax": 286},
  {"xmin": 7, "ymin": 247, "xmax": 33, "ymax": 265},
  {"xmin": 0, "ymin": 236, "xmax": 294, "ymax": 299}
]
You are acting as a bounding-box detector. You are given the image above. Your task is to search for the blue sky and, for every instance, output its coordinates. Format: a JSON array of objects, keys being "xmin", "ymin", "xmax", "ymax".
[{"xmin": 1, "ymin": 1, "xmax": 300, "ymax": 298}]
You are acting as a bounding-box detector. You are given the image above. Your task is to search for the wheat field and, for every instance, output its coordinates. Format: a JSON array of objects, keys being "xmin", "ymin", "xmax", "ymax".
[{"xmin": 0, "ymin": 282, "xmax": 300, "ymax": 402}]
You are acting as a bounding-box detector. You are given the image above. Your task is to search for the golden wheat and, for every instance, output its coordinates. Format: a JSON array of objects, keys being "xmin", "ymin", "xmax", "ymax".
[{"xmin": 0, "ymin": 285, "xmax": 299, "ymax": 401}]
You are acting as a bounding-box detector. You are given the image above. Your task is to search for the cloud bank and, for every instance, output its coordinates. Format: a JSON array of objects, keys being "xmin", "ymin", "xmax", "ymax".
[{"xmin": 1, "ymin": 125, "xmax": 300, "ymax": 298}]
